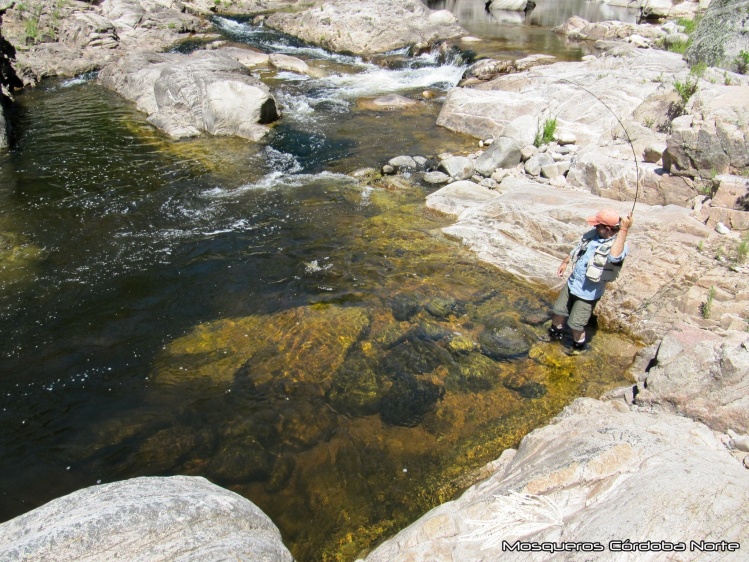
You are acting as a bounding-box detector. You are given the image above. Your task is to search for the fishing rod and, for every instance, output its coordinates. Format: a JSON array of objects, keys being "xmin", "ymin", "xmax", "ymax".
[{"xmin": 555, "ymin": 77, "xmax": 641, "ymax": 215}]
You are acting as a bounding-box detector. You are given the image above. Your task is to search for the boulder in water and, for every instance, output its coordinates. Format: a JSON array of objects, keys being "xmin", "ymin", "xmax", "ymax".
[
  {"xmin": 99, "ymin": 49, "xmax": 280, "ymax": 141},
  {"xmin": 264, "ymin": 0, "xmax": 467, "ymax": 55},
  {"xmin": 0, "ymin": 476, "xmax": 294, "ymax": 562}
]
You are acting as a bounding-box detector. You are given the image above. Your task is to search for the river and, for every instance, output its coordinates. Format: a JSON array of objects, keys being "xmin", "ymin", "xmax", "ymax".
[{"xmin": 0, "ymin": 1, "xmax": 639, "ymax": 560}]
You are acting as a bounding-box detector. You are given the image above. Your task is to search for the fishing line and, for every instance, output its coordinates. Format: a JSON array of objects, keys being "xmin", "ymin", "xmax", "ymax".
[{"xmin": 487, "ymin": 72, "xmax": 642, "ymax": 215}]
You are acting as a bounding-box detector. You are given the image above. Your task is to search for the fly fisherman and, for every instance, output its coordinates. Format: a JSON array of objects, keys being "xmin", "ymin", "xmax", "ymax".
[{"xmin": 549, "ymin": 209, "xmax": 633, "ymax": 353}]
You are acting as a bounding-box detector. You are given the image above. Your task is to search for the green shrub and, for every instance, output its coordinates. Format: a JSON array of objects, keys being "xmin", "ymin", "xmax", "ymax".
[
  {"xmin": 534, "ymin": 117, "xmax": 557, "ymax": 148},
  {"xmin": 674, "ymin": 77, "xmax": 698, "ymax": 104},
  {"xmin": 701, "ymin": 285, "xmax": 716, "ymax": 318},
  {"xmin": 737, "ymin": 51, "xmax": 749, "ymax": 75},
  {"xmin": 737, "ymin": 233, "xmax": 749, "ymax": 264}
]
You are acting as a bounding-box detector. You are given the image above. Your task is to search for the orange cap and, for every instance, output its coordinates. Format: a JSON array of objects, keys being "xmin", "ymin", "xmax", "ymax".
[{"xmin": 586, "ymin": 209, "xmax": 620, "ymax": 227}]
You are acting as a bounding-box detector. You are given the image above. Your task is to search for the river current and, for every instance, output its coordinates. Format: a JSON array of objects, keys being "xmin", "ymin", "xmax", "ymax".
[{"xmin": 0, "ymin": 2, "xmax": 639, "ymax": 560}]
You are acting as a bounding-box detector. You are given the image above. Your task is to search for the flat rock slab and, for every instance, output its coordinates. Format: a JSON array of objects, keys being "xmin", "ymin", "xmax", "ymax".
[
  {"xmin": 0, "ymin": 476, "xmax": 294, "ymax": 561},
  {"xmin": 264, "ymin": 0, "xmax": 466, "ymax": 55},
  {"xmin": 360, "ymin": 398, "xmax": 749, "ymax": 562}
]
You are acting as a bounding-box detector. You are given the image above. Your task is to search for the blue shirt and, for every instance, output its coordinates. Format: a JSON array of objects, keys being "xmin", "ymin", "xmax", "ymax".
[{"xmin": 567, "ymin": 229, "xmax": 628, "ymax": 301}]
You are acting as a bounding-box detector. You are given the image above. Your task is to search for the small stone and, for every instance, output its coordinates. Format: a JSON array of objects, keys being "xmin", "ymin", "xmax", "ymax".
[
  {"xmin": 382, "ymin": 164, "xmax": 395, "ymax": 175},
  {"xmin": 483, "ymin": 138, "xmax": 494, "ymax": 146},
  {"xmin": 643, "ymin": 144, "xmax": 666, "ymax": 164},
  {"xmin": 555, "ymin": 132, "xmax": 577, "ymax": 145},
  {"xmin": 715, "ymin": 222, "xmax": 730, "ymax": 235},
  {"xmin": 422, "ymin": 171, "xmax": 450, "ymax": 185},
  {"xmin": 480, "ymin": 178, "xmax": 499, "ymax": 189},
  {"xmin": 422, "ymin": 90, "xmax": 436, "ymax": 99},
  {"xmin": 471, "ymin": 174, "xmax": 484, "ymax": 183}
]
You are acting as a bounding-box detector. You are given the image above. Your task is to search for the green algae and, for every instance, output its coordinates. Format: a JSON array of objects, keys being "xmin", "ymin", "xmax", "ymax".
[{"xmin": 141, "ymin": 182, "xmax": 639, "ymax": 561}]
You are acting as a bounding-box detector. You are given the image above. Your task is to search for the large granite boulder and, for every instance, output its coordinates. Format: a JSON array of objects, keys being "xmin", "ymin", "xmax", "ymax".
[
  {"xmin": 0, "ymin": 476, "xmax": 294, "ymax": 561},
  {"xmin": 686, "ymin": 0, "xmax": 749, "ymax": 72},
  {"xmin": 633, "ymin": 327, "xmax": 749, "ymax": 434},
  {"xmin": 98, "ymin": 49, "xmax": 280, "ymax": 141},
  {"xmin": 264, "ymin": 0, "xmax": 466, "ymax": 55},
  {"xmin": 663, "ymin": 85, "xmax": 749, "ymax": 177},
  {"xmin": 437, "ymin": 47, "xmax": 687, "ymax": 145},
  {"xmin": 360, "ymin": 398, "xmax": 749, "ymax": 561}
]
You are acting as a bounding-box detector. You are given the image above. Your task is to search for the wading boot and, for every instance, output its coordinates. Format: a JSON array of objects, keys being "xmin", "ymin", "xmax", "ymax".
[
  {"xmin": 547, "ymin": 326, "xmax": 564, "ymax": 341},
  {"xmin": 566, "ymin": 340, "xmax": 587, "ymax": 356}
]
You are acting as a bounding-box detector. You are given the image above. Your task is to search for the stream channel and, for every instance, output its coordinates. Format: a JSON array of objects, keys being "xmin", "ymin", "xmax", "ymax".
[{"xmin": 0, "ymin": 1, "xmax": 640, "ymax": 560}]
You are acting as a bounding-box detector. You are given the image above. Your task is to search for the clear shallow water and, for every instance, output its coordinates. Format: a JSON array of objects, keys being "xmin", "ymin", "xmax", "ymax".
[{"xmin": 0, "ymin": 13, "xmax": 636, "ymax": 562}]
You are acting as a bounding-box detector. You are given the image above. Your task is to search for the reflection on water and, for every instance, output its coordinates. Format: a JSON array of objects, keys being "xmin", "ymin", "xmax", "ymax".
[
  {"xmin": 0, "ymin": 13, "xmax": 637, "ymax": 562},
  {"xmin": 426, "ymin": 0, "xmax": 639, "ymax": 59}
]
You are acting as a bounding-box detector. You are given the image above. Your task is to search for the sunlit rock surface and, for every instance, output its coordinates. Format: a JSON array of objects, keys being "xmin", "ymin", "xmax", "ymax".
[
  {"xmin": 99, "ymin": 49, "xmax": 279, "ymax": 141},
  {"xmin": 0, "ymin": 476, "xmax": 294, "ymax": 562},
  {"xmin": 264, "ymin": 0, "xmax": 467, "ymax": 55},
  {"xmin": 360, "ymin": 398, "xmax": 749, "ymax": 562}
]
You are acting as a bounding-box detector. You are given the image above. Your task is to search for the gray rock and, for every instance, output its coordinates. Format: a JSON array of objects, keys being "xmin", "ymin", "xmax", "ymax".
[
  {"xmin": 635, "ymin": 327, "xmax": 749, "ymax": 434},
  {"xmin": 0, "ymin": 476, "xmax": 294, "ymax": 562},
  {"xmin": 501, "ymin": 114, "xmax": 537, "ymax": 147},
  {"xmin": 663, "ymin": 86, "xmax": 749, "ymax": 178},
  {"xmin": 423, "ymin": 171, "xmax": 450, "ymax": 185},
  {"xmin": 388, "ymin": 155, "xmax": 418, "ymax": 171},
  {"xmin": 643, "ymin": 143, "xmax": 666, "ymax": 164},
  {"xmin": 474, "ymin": 136, "xmax": 522, "ymax": 177},
  {"xmin": 438, "ymin": 156, "xmax": 475, "ymax": 180},
  {"xmin": 98, "ymin": 50, "xmax": 279, "ymax": 141},
  {"xmin": 523, "ymin": 152, "xmax": 554, "ymax": 176},
  {"xmin": 712, "ymin": 175, "xmax": 749, "ymax": 208},
  {"xmin": 269, "ymin": 53, "xmax": 310, "ymax": 74},
  {"xmin": 520, "ymin": 145, "xmax": 537, "ymax": 162},
  {"xmin": 686, "ymin": 0, "xmax": 749, "ymax": 72},
  {"xmin": 264, "ymin": 0, "xmax": 466, "ymax": 55},
  {"xmin": 540, "ymin": 161, "xmax": 570, "ymax": 179}
]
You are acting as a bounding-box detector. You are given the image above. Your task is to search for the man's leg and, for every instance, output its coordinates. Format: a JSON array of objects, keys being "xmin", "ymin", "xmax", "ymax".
[
  {"xmin": 550, "ymin": 284, "xmax": 572, "ymax": 339},
  {"xmin": 567, "ymin": 298, "xmax": 597, "ymax": 348}
]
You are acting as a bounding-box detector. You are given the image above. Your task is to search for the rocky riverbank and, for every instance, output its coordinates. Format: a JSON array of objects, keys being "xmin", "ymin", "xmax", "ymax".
[
  {"xmin": 1, "ymin": 0, "xmax": 748, "ymax": 561},
  {"xmin": 357, "ymin": 1, "xmax": 749, "ymax": 558}
]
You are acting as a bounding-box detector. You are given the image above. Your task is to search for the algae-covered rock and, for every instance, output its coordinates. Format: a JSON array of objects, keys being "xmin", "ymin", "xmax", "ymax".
[
  {"xmin": 478, "ymin": 326, "xmax": 533, "ymax": 359},
  {"xmin": 155, "ymin": 305, "xmax": 370, "ymax": 387},
  {"xmin": 448, "ymin": 352, "xmax": 504, "ymax": 392},
  {"xmin": 327, "ymin": 351, "xmax": 386, "ymax": 417},
  {"xmin": 424, "ymin": 295, "xmax": 463, "ymax": 319},
  {"xmin": 503, "ymin": 373, "xmax": 547, "ymax": 399},
  {"xmin": 208, "ymin": 435, "xmax": 275, "ymax": 483},
  {"xmin": 379, "ymin": 373, "xmax": 445, "ymax": 427}
]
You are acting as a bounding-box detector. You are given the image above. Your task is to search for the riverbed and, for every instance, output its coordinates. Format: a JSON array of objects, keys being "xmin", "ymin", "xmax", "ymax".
[{"xmin": 0, "ymin": 2, "xmax": 640, "ymax": 560}]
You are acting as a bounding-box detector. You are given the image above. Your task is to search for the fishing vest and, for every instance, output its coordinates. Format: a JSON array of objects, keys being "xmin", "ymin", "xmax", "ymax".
[{"xmin": 571, "ymin": 232, "xmax": 623, "ymax": 283}]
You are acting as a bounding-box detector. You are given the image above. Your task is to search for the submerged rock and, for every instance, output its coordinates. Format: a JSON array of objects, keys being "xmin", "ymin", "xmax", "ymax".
[
  {"xmin": 449, "ymin": 352, "xmax": 503, "ymax": 392},
  {"xmin": 154, "ymin": 305, "xmax": 369, "ymax": 388},
  {"xmin": 379, "ymin": 372, "xmax": 444, "ymax": 427},
  {"xmin": 502, "ymin": 373, "xmax": 547, "ymax": 399}
]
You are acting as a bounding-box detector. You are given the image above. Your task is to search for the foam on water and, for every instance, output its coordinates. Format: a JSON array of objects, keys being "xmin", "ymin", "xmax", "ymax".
[{"xmin": 321, "ymin": 63, "xmax": 466, "ymax": 98}]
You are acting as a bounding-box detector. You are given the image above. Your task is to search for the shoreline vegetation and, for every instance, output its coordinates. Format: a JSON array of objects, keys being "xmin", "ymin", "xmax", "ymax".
[{"xmin": 1, "ymin": 0, "xmax": 749, "ymax": 560}]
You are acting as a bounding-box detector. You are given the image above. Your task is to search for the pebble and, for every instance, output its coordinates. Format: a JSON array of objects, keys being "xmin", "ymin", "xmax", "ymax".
[{"xmin": 715, "ymin": 222, "xmax": 730, "ymax": 235}]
